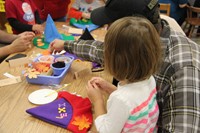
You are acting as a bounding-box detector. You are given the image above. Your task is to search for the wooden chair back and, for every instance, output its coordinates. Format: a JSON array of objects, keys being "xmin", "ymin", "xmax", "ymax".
[
  {"xmin": 159, "ymin": 3, "xmax": 171, "ymax": 16},
  {"xmin": 183, "ymin": 5, "xmax": 200, "ymax": 37}
]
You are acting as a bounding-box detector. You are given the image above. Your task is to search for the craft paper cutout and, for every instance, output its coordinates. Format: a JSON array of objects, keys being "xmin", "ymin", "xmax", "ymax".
[
  {"xmin": 32, "ymin": 62, "xmax": 50, "ymax": 73},
  {"xmin": 72, "ymin": 115, "xmax": 91, "ymax": 130},
  {"xmin": 0, "ymin": 76, "xmax": 22, "ymax": 87},
  {"xmin": 24, "ymin": 68, "xmax": 40, "ymax": 78},
  {"xmin": 26, "ymin": 91, "xmax": 93, "ymax": 133},
  {"xmin": 44, "ymin": 14, "xmax": 63, "ymax": 43},
  {"xmin": 68, "ymin": 27, "xmax": 83, "ymax": 35},
  {"xmin": 79, "ymin": 28, "xmax": 94, "ymax": 40},
  {"xmin": 33, "ymin": 34, "xmax": 75, "ymax": 49},
  {"xmin": 9, "ymin": 57, "xmax": 30, "ymax": 68},
  {"xmin": 41, "ymin": 50, "xmax": 51, "ymax": 55},
  {"xmin": 70, "ymin": 18, "xmax": 99, "ymax": 32}
]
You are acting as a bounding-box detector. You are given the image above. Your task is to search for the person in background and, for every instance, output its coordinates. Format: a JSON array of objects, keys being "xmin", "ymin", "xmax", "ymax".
[
  {"xmin": 68, "ymin": 0, "xmax": 104, "ymax": 20},
  {"xmin": 34, "ymin": 0, "xmax": 71, "ymax": 22},
  {"xmin": 0, "ymin": 30, "xmax": 35, "ymax": 60},
  {"xmin": 5, "ymin": 0, "xmax": 43, "ymax": 34},
  {"xmin": 87, "ymin": 16, "xmax": 161, "ymax": 133},
  {"xmin": 159, "ymin": 0, "xmax": 188, "ymax": 26},
  {"xmin": 50, "ymin": 0, "xmax": 200, "ymax": 132}
]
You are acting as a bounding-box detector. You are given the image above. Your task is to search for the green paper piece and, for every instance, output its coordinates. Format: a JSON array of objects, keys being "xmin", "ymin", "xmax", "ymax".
[
  {"xmin": 70, "ymin": 18, "xmax": 93, "ymax": 25},
  {"xmin": 33, "ymin": 34, "xmax": 75, "ymax": 49}
]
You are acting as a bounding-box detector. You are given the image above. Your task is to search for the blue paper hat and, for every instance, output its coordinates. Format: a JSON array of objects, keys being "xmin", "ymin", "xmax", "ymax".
[{"xmin": 44, "ymin": 14, "xmax": 63, "ymax": 43}]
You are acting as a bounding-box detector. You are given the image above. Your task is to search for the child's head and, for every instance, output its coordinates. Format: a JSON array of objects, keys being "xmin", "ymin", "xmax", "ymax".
[{"xmin": 104, "ymin": 16, "xmax": 162, "ymax": 82}]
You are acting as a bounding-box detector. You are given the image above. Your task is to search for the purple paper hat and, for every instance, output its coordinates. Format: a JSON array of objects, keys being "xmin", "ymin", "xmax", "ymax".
[
  {"xmin": 26, "ymin": 91, "xmax": 93, "ymax": 133},
  {"xmin": 44, "ymin": 14, "xmax": 63, "ymax": 43}
]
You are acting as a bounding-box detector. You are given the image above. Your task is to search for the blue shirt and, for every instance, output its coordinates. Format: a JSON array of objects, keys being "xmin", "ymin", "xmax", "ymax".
[{"xmin": 159, "ymin": 0, "xmax": 187, "ymax": 24}]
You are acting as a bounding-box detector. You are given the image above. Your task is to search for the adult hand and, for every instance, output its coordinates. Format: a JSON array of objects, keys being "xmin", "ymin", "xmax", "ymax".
[
  {"xmin": 18, "ymin": 31, "xmax": 35, "ymax": 41},
  {"xmin": 49, "ymin": 39, "xmax": 65, "ymax": 54},
  {"xmin": 9, "ymin": 34, "xmax": 33, "ymax": 53},
  {"xmin": 89, "ymin": 77, "xmax": 117, "ymax": 94}
]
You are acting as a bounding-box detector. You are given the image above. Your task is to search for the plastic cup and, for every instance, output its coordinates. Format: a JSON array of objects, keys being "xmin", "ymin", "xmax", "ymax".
[{"xmin": 51, "ymin": 62, "xmax": 66, "ymax": 76}]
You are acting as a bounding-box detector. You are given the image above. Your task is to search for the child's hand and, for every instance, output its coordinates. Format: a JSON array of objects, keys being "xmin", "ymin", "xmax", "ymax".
[
  {"xmin": 82, "ymin": 12, "xmax": 91, "ymax": 19},
  {"xmin": 32, "ymin": 24, "xmax": 44, "ymax": 34},
  {"xmin": 89, "ymin": 77, "xmax": 117, "ymax": 94},
  {"xmin": 49, "ymin": 39, "xmax": 65, "ymax": 54},
  {"xmin": 87, "ymin": 79, "xmax": 103, "ymax": 103}
]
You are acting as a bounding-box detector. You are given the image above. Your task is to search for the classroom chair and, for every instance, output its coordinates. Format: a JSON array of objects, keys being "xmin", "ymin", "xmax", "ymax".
[
  {"xmin": 159, "ymin": 3, "xmax": 171, "ymax": 16},
  {"xmin": 183, "ymin": 5, "xmax": 200, "ymax": 38}
]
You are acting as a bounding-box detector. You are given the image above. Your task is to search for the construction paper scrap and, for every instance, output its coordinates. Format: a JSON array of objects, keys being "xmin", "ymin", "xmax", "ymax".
[
  {"xmin": 68, "ymin": 27, "xmax": 83, "ymax": 35},
  {"xmin": 0, "ymin": 76, "xmax": 22, "ymax": 87},
  {"xmin": 9, "ymin": 57, "xmax": 30, "ymax": 68},
  {"xmin": 3, "ymin": 72, "xmax": 15, "ymax": 78}
]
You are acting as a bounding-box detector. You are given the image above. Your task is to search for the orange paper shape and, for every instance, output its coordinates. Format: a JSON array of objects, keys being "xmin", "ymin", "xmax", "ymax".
[
  {"xmin": 41, "ymin": 50, "xmax": 51, "ymax": 55},
  {"xmin": 71, "ymin": 115, "xmax": 91, "ymax": 130},
  {"xmin": 32, "ymin": 62, "xmax": 50, "ymax": 73},
  {"xmin": 37, "ymin": 42, "xmax": 44, "ymax": 46}
]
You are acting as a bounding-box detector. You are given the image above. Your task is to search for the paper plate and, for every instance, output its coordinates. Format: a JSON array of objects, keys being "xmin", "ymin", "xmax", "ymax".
[{"xmin": 28, "ymin": 89, "xmax": 58, "ymax": 105}]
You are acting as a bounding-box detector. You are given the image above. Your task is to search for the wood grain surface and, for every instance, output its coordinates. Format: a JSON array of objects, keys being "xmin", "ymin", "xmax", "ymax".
[{"xmin": 0, "ymin": 22, "xmax": 112, "ymax": 133}]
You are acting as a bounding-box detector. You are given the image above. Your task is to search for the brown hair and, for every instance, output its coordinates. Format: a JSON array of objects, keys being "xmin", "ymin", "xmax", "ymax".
[{"xmin": 104, "ymin": 16, "xmax": 162, "ymax": 82}]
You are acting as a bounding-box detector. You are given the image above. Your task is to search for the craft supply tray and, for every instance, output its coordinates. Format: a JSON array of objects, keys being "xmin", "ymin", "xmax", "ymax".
[{"xmin": 26, "ymin": 55, "xmax": 74, "ymax": 85}]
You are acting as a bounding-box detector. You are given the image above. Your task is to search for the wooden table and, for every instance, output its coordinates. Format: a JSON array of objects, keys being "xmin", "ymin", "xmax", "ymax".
[{"xmin": 0, "ymin": 23, "xmax": 112, "ymax": 133}]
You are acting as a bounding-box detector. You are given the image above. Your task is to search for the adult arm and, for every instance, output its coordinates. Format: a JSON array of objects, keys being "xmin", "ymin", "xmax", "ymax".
[
  {"xmin": 0, "ymin": 31, "xmax": 35, "ymax": 58},
  {"xmin": 0, "ymin": 45, "xmax": 16, "ymax": 57},
  {"xmin": 0, "ymin": 30, "xmax": 18, "ymax": 43},
  {"xmin": 0, "ymin": 39, "xmax": 30, "ymax": 58},
  {"xmin": 50, "ymin": 39, "xmax": 104, "ymax": 64},
  {"xmin": 65, "ymin": 40, "xmax": 104, "ymax": 64}
]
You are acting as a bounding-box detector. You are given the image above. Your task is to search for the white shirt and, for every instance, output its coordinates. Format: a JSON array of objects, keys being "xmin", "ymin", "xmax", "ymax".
[{"xmin": 95, "ymin": 76, "xmax": 159, "ymax": 133}]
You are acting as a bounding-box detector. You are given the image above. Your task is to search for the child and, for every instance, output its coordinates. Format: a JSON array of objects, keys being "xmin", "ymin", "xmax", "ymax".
[
  {"xmin": 5, "ymin": 0, "xmax": 44, "ymax": 34},
  {"xmin": 68, "ymin": 0, "xmax": 104, "ymax": 20},
  {"xmin": 34, "ymin": 0, "xmax": 71, "ymax": 22},
  {"xmin": 86, "ymin": 16, "xmax": 162, "ymax": 133}
]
